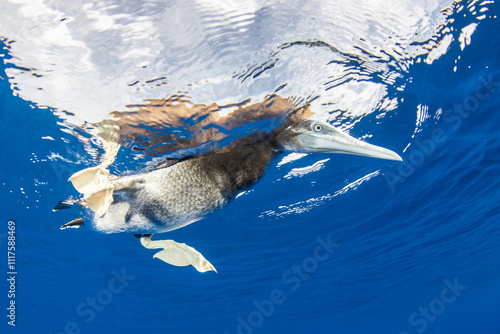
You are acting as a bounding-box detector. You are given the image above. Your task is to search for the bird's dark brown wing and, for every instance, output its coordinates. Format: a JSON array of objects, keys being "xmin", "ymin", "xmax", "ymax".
[{"xmin": 106, "ymin": 94, "xmax": 312, "ymax": 157}]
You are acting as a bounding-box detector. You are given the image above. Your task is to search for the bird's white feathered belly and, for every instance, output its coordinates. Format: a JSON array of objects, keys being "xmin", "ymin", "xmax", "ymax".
[{"xmin": 92, "ymin": 160, "xmax": 229, "ymax": 234}]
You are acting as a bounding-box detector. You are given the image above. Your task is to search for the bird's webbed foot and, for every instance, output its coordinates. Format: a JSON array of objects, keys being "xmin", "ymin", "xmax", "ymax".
[{"xmin": 136, "ymin": 234, "xmax": 217, "ymax": 273}]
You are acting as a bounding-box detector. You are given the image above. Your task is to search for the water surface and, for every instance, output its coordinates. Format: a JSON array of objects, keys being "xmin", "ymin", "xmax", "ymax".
[{"xmin": 0, "ymin": 1, "xmax": 499, "ymax": 333}]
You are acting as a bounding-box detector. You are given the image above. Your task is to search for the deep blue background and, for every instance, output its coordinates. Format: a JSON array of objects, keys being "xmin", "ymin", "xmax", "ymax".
[{"xmin": 1, "ymin": 7, "xmax": 500, "ymax": 334}]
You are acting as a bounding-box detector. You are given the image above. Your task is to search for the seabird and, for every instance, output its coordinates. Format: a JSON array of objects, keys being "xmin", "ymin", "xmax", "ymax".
[{"xmin": 61, "ymin": 104, "xmax": 401, "ymax": 272}]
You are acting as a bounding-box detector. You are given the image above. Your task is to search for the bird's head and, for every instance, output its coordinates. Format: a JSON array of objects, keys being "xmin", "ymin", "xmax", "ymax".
[{"xmin": 274, "ymin": 119, "xmax": 402, "ymax": 161}]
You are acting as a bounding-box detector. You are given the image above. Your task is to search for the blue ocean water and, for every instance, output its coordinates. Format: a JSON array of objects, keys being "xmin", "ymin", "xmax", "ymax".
[{"xmin": 1, "ymin": 1, "xmax": 500, "ymax": 334}]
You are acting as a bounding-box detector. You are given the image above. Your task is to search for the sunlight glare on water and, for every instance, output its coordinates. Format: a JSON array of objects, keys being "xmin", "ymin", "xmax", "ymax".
[{"xmin": 0, "ymin": 0, "xmax": 473, "ymax": 130}]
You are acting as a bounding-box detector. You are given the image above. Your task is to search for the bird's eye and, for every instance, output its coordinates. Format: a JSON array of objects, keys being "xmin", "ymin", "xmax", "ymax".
[{"xmin": 313, "ymin": 123, "xmax": 322, "ymax": 132}]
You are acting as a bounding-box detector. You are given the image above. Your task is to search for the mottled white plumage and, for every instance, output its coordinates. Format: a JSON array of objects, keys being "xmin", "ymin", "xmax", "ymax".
[{"xmin": 94, "ymin": 158, "xmax": 230, "ymax": 234}]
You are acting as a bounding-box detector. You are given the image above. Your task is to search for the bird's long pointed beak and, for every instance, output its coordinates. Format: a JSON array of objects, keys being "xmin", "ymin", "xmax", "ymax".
[{"xmin": 298, "ymin": 123, "xmax": 402, "ymax": 161}]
